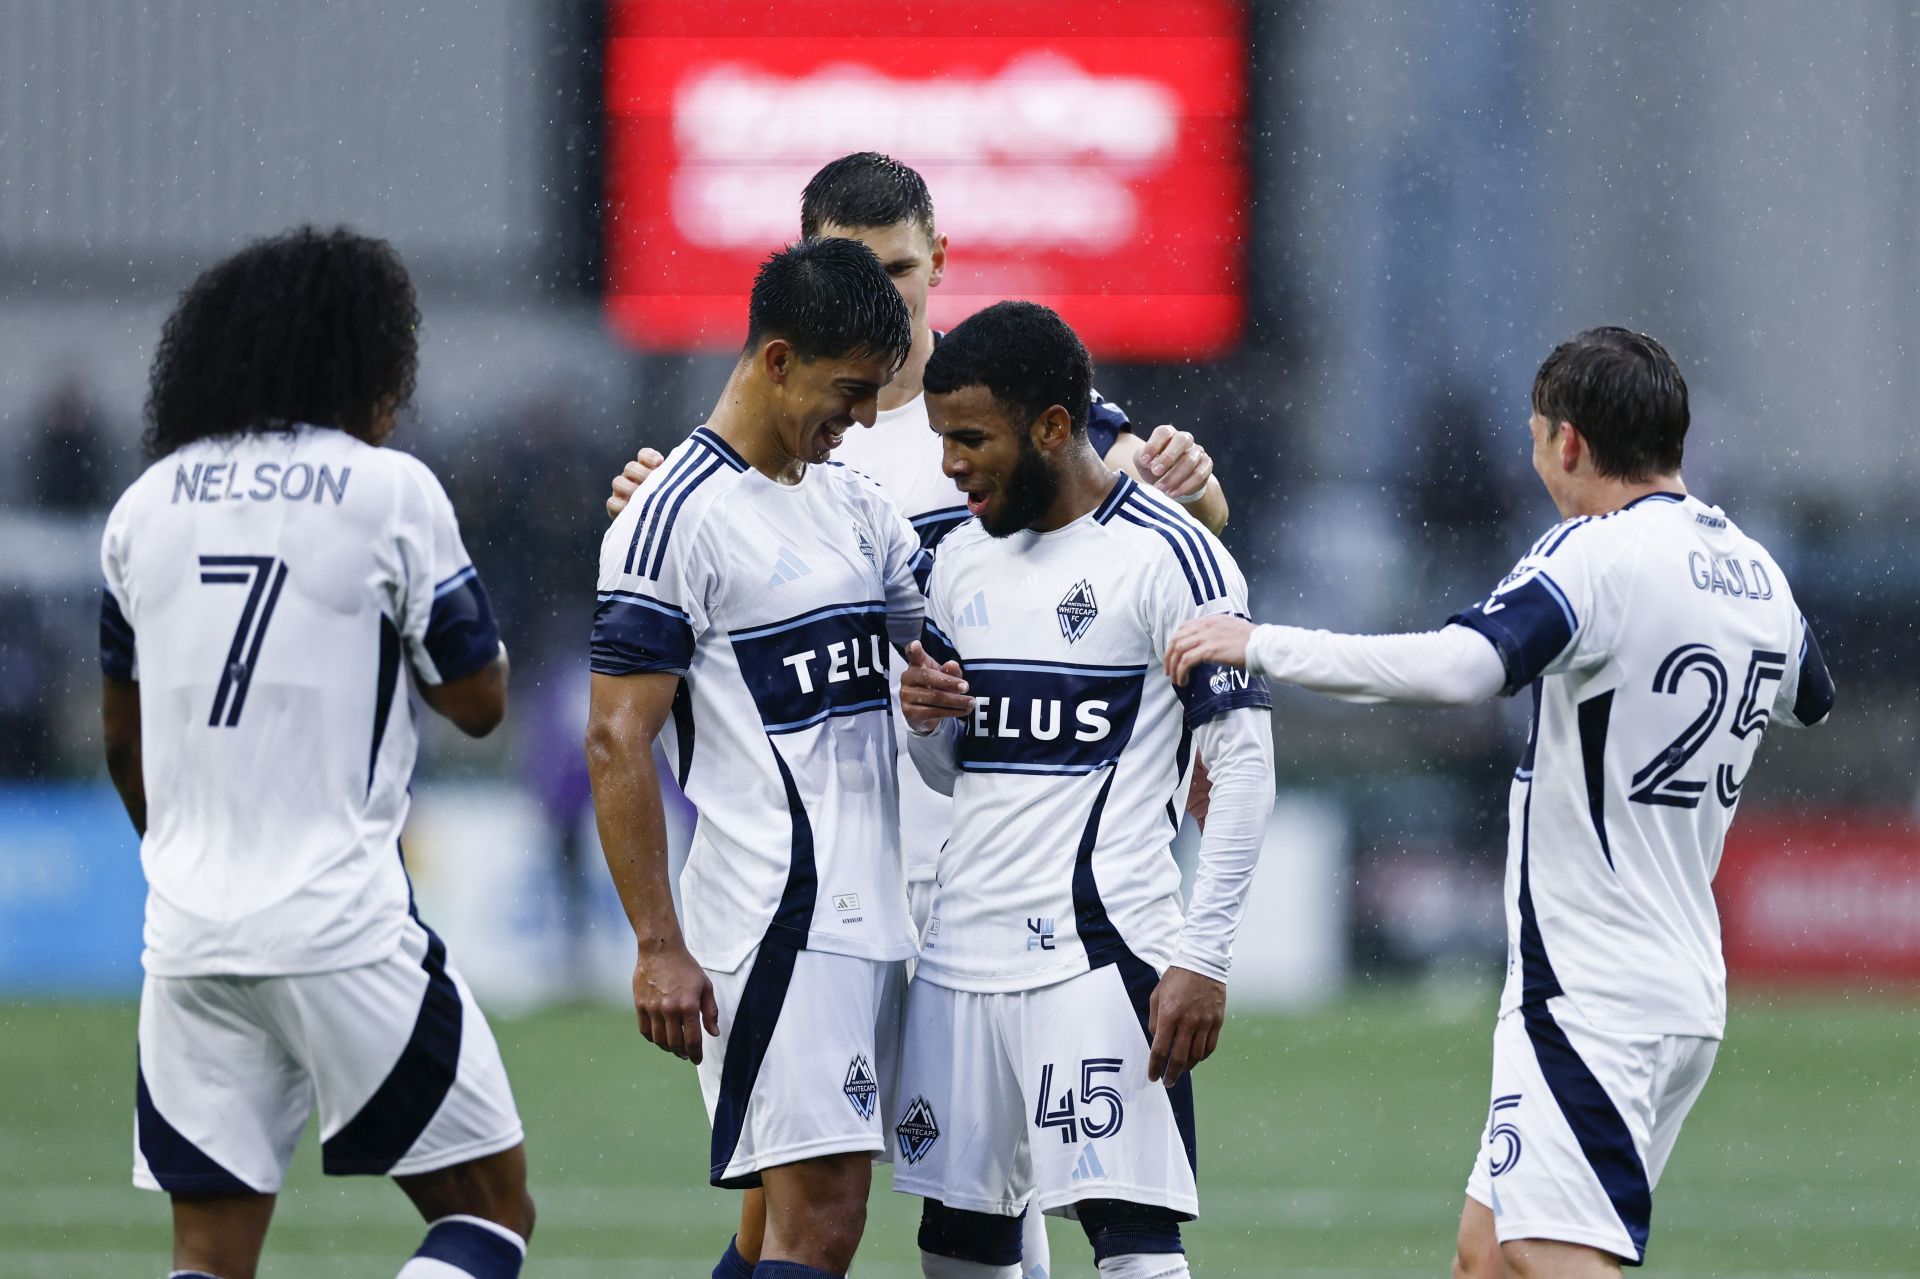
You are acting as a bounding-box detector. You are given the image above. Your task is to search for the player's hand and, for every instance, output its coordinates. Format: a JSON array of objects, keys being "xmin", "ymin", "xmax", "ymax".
[
  {"xmin": 899, "ymin": 640, "xmax": 972, "ymax": 734},
  {"xmin": 631, "ymin": 939, "xmax": 719, "ymax": 1064},
  {"xmin": 606, "ymin": 446, "xmax": 666, "ymax": 520},
  {"xmin": 1164, "ymin": 615, "xmax": 1257, "ymax": 686},
  {"xmin": 1146, "ymin": 965, "xmax": 1226, "ymax": 1087},
  {"xmin": 1137, "ymin": 424, "xmax": 1214, "ymax": 503}
]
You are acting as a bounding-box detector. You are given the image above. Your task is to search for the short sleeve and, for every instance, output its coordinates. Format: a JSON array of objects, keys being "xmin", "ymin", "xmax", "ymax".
[
  {"xmin": 98, "ymin": 494, "xmax": 137, "ymax": 682},
  {"xmin": 1773, "ymin": 612, "xmax": 1835, "ymax": 728},
  {"xmin": 1449, "ymin": 520, "xmax": 1600, "ymax": 696},
  {"xmin": 591, "ymin": 465, "xmax": 715, "ymax": 677},
  {"xmin": 1139, "ymin": 507, "xmax": 1274, "ymax": 728},
  {"xmin": 395, "ymin": 459, "xmax": 502, "ymax": 685},
  {"xmin": 1086, "ymin": 388, "xmax": 1134, "ymax": 459}
]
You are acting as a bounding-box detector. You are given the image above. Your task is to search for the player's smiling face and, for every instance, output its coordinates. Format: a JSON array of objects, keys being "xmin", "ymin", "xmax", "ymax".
[
  {"xmin": 929, "ymin": 383, "xmax": 1057, "ymax": 536},
  {"xmin": 817, "ymin": 219, "xmax": 946, "ymax": 331},
  {"xmin": 770, "ymin": 345, "xmax": 894, "ymax": 464}
]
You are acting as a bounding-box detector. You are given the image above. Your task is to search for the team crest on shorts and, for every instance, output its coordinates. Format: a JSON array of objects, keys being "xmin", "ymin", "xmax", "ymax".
[
  {"xmin": 896, "ymin": 1095, "xmax": 940, "ymax": 1164},
  {"xmin": 843, "ymin": 1055, "xmax": 878, "ymax": 1120},
  {"xmin": 1057, "ymin": 579, "xmax": 1098, "ymax": 643}
]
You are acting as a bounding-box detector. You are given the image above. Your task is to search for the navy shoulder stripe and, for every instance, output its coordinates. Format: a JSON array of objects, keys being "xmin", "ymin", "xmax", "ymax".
[
  {"xmin": 911, "ymin": 505, "xmax": 971, "ymax": 553},
  {"xmin": 1540, "ymin": 516, "xmax": 1593, "ymax": 557},
  {"xmin": 1121, "ymin": 491, "xmax": 1225, "ymax": 600},
  {"xmin": 1117, "ymin": 506, "xmax": 1204, "ymax": 604},
  {"xmin": 1093, "ymin": 474, "xmax": 1135, "ymax": 525},
  {"xmin": 627, "ymin": 449, "xmax": 729, "ymax": 580},
  {"xmin": 690, "ymin": 427, "xmax": 750, "ymax": 472}
]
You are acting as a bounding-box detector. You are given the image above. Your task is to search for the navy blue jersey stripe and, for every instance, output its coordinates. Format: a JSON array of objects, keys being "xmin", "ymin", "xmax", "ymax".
[
  {"xmin": 1124, "ymin": 491, "xmax": 1224, "ymax": 598},
  {"xmin": 730, "ymin": 600, "xmax": 885, "ymax": 642},
  {"xmin": 965, "ymin": 659, "xmax": 1151, "ymax": 676},
  {"xmin": 1540, "ymin": 516, "xmax": 1593, "ymax": 557},
  {"xmin": 1093, "ymin": 473, "xmax": 1135, "ymax": 525},
  {"xmin": 1578, "ymin": 690, "xmax": 1615, "ymax": 870},
  {"xmin": 670, "ymin": 680, "xmax": 696, "ymax": 788},
  {"xmin": 922, "ymin": 619, "xmax": 961, "ymax": 666},
  {"xmin": 1515, "ymin": 703, "xmax": 1564, "ymax": 1005},
  {"xmin": 1793, "ymin": 623, "xmax": 1835, "ymax": 726},
  {"xmin": 135, "ymin": 1056, "xmax": 257, "ymax": 1194},
  {"xmin": 1117, "ymin": 507, "xmax": 1204, "ymax": 604},
  {"xmin": 321, "ymin": 927, "xmax": 464, "ymax": 1174},
  {"xmin": 99, "ymin": 587, "xmax": 136, "ymax": 681},
  {"xmin": 642, "ymin": 453, "xmax": 727, "ymax": 580},
  {"xmin": 1621, "ymin": 490, "xmax": 1687, "ymax": 509},
  {"xmin": 1521, "ymin": 1004, "xmax": 1653, "ymax": 1261},
  {"xmin": 368, "ymin": 615, "xmax": 401, "ymax": 796},
  {"xmin": 691, "ymin": 426, "xmax": 751, "ymax": 472},
  {"xmin": 623, "ymin": 447, "xmax": 711, "ymax": 574}
]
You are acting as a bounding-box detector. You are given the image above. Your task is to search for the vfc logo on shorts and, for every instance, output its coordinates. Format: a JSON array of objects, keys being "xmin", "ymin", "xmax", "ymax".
[
  {"xmin": 843, "ymin": 1055, "xmax": 878, "ymax": 1121},
  {"xmin": 896, "ymin": 1096, "xmax": 940, "ymax": 1164}
]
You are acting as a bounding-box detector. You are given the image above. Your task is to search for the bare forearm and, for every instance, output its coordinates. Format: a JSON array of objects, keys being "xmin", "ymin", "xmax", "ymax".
[
  {"xmin": 1183, "ymin": 481, "xmax": 1228, "ymax": 535},
  {"xmin": 585, "ymin": 730, "xmax": 680, "ymax": 944},
  {"xmin": 101, "ymin": 680, "xmax": 146, "ymax": 835},
  {"xmin": 106, "ymin": 745, "xmax": 146, "ymax": 835}
]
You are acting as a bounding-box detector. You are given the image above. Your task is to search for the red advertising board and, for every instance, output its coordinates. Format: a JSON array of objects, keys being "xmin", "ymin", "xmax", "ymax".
[
  {"xmin": 1719, "ymin": 812, "xmax": 1920, "ymax": 984},
  {"xmin": 605, "ymin": 0, "xmax": 1247, "ymax": 358}
]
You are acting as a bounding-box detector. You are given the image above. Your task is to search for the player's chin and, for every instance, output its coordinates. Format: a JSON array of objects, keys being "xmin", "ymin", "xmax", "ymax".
[{"xmin": 810, "ymin": 421, "xmax": 851, "ymax": 461}]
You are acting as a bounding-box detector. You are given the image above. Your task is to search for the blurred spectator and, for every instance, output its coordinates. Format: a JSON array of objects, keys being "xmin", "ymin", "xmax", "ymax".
[
  {"xmin": 0, "ymin": 590, "xmax": 58, "ymax": 778},
  {"xmin": 28, "ymin": 377, "xmax": 112, "ymax": 513}
]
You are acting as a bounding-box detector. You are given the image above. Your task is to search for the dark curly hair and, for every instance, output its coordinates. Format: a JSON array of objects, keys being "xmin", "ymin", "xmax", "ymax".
[
  {"xmin": 924, "ymin": 300, "xmax": 1092, "ymax": 435},
  {"xmin": 143, "ymin": 226, "xmax": 421, "ymax": 458}
]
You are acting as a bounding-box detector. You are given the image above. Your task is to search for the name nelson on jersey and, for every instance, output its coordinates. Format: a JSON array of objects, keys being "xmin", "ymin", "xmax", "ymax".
[{"xmin": 170, "ymin": 460, "xmax": 352, "ymax": 506}]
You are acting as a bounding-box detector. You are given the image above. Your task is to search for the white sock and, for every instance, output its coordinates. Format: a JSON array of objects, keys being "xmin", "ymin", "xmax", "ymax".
[
  {"xmin": 921, "ymin": 1252, "xmax": 1019, "ymax": 1279},
  {"xmin": 1021, "ymin": 1209, "xmax": 1052, "ymax": 1279},
  {"xmin": 1096, "ymin": 1254, "xmax": 1190, "ymax": 1279}
]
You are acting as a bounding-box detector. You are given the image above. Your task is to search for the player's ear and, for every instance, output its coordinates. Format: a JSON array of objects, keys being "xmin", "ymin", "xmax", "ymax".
[
  {"xmin": 1032, "ymin": 405, "xmax": 1074, "ymax": 453},
  {"xmin": 1558, "ymin": 420, "xmax": 1585, "ymax": 474},
  {"xmin": 760, "ymin": 339, "xmax": 795, "ymax": 386},
  {"xmin": 928, "ymin": 232, "xmax": 948, "ymax": 288}
]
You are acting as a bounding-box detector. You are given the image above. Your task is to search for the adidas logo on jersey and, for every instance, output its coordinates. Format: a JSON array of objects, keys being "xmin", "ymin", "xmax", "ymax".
[
  {"xmin": 1071, "ymin": 1141, "xmax": 1106, "ymax": 1182},
  {"xmin": 954, "ymin": 590, "xmax": 990, "ymax": 628},
  {"xmin": 767, "ymin": 547, "xmax": 812, "ymax": 587}
]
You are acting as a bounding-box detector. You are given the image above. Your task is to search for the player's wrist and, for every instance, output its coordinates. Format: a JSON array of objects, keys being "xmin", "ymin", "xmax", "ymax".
[{"xmin": 1173, "ymin": 486, "xmax": 1208, "ymax": 506}]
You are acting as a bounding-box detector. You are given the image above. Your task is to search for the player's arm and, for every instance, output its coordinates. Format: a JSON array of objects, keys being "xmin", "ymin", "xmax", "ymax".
[
  {"xmin": 605, "ymin": 446, "xmax": 667, "ymax": 520},
  {"xmin": 1772, "ymin": 614, "xmax": 1836, "ymax": 729},
  {"xmin": 900, "ymin": 635, "xmax": 971, "ymax": 796},
  {"xmin": 1103, "ymin": 427, "xmax": 1229, "ymax": 535},
  {"xmin": 416, "ymin": 649, "xmax": 509, "ymax": 737},
  {"xmin": 1152, "ymin": 705, "xmax": 1275, "ymax": 1087},
  {"xmin": 584, "ymin": 670, "xmax": 719, "ymax": 1063},
  {"xmin": 1166, "ymin": 617, "xmax": 1507, "ymax": 707},
  {"xmin": 101, "ymin": 676, "xmax": 145, "ymax": 835}
]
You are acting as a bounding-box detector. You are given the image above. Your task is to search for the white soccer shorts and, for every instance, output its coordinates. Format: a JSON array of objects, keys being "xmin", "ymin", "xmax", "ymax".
[
  {"xmin": 1464, "ymin": 1000, "xmax": 1718, "ymax": 1265},
  {"xmin": 134, "ymin": 916, "xmax": 523, "ymax": 1195},
  {"xmin": 696, "ymin": 944, "xmax": 906, "ymax": 1188},
  {"xmin": 891, "ymin": 960, "xmax": 1199, "ymax": 1220}
]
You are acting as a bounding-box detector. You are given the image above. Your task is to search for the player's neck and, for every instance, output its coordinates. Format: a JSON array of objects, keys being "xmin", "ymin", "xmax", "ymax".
[
  {"xmin": 1562, "ymin": 472, "xmax": 1688, "ymax": 519},
  {"xmin": 1029, "ymin": 447, "xmax": 1120, "ymax": 533},
  {"xmin": 877, "ymin": 322, "xmax": 935, "ymax": 412},
  {"xmin": 707, "ymin": 364, "xmax": 809, "ymax": 485}
]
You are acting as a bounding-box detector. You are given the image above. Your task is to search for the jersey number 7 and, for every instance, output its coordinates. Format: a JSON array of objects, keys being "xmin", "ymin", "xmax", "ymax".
[{"xmin": 198, "ymin": 555, "xmax": 289, "ymax": 727}]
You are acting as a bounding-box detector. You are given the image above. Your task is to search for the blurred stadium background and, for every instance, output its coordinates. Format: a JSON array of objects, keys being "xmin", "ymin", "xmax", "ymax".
[{"xmin": 1, "ymin": 1, "xmax": 1916, "ymax": 1273}]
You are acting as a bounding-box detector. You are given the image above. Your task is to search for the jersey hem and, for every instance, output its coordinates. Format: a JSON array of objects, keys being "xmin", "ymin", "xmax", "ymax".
[
  {"xmin": 1499, "ymin": 997, "xmax": 1725, "ymax": 1041},
  {"xmin": 140, "ymin": 925, "xmax": 406, "ymax": 979}
]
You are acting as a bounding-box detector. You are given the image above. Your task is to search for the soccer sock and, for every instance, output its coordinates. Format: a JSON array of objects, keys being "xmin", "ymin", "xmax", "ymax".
[
  {"xmin": 169, "ymin": 1272, "xmax": 224, "ymax": 1278},
  {"xmin": 751, "ymin": 1263, "xmax": 842, "ymax": 1279},
  {"xmin": 921, "ymin": 1252, "xmax": 1019, "ymax": 1278},
  {"xmin": 715, "ymin": 1235, "xmax": 756, "ymax": 1279},
  {"xmin": 1095, "ymin": 1256, "xmax": 1190, "ymax": 1279},
  {"xmin": 1020, "ymin": 1206, "xmax": 1052, "ymax": 1279},
  {"xmin": 395, "ymin": 1214, "xmax": 526, "ymax": 1279}
]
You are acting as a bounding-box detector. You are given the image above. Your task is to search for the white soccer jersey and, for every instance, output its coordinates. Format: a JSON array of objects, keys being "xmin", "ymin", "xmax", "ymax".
[
  {"xmin": 591, "ymin": 426, "xmax": 928, "ymax": 972},
  {"xmin": 831, "ymin": 381, "xmax": 1138, "ymax": 886},
  {"xmin": 99, "ymin": 429, "xmax": 503, "ymax": 978},
  {"xmin": 910, "ymin": 475, "xmax": 1273, "ymax": 992},
  {"xmin": 1450, "ymin": 491, "xmax": 1835, "ymax": 1038}
]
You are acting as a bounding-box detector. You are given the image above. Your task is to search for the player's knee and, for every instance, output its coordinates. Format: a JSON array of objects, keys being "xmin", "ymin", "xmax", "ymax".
[
  {"xmin": 918, "ymin": 1198, "xmax": 1023, "ymax": 1268},
  {"xmin": 1074, "ymin": 1197, "xmax": 1184, "ymax": 1266}
]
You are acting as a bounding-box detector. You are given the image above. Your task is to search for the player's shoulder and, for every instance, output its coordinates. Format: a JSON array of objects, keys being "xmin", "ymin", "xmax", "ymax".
[
  {"xmin": 1095, "ymin": 475, "xmax": 1241, "ymax": 603},
  {"xmin": 603, "ymin": 427, "xmax": 747, "ymax": 568}
]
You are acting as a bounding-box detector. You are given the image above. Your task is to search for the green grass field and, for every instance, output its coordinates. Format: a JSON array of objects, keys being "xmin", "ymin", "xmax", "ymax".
[{"xmin": 3, "ymin": 989, "xmax": 1915, "ymax": 1277}]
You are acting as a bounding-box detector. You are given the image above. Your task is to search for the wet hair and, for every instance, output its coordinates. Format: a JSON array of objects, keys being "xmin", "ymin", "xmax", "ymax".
[
  {"xmin": 800, "ymin": 152, "xmax": 937, "ymax": 246},
  {"xmin": 923, "ymin": 300, "xmax": 1092, "ymax": 435},
  {"xmin": 143, "ymin": 225, "xmax": 419, "ymax": 458},
  {"xmin": 745, "ymin": 237, "xmax": 914, "ymax": 371},
  {"xmin": 1531, "ymin": 327, "xmax": 1690, "ymax": 481}
]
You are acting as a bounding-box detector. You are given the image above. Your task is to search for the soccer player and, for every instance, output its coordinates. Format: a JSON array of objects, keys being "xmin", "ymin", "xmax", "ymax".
[
  {"xmin": 1162, "ymin": 328, "xmax": 1836, "ymax": 1277},
  {"xmin": 100, "ymin": 227, "xmax": 533, "ymax": 1279},
  {"xmin": 894, "ymin": 301, "xmax": 1278, "ymax": 1279},
  {"xmin": 603, "ymin": 152, "xmax": 1232, "ymax": 1279},
  {"xmin": 584, "ymin": 237, "xmax": 925, "ymax": 1279}
]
